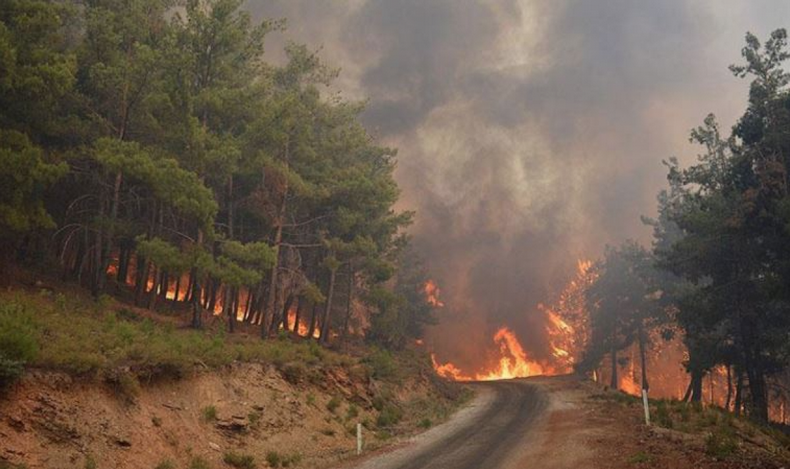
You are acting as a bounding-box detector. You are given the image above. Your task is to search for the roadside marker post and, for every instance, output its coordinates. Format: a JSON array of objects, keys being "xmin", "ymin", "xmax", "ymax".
[
  {"xmin": 357, "ymin": 423, "xmax": 363, "ymax": 455},
  {"xmin": 642, "ymin": 388, "xmax": 651, "ymax": 425}
]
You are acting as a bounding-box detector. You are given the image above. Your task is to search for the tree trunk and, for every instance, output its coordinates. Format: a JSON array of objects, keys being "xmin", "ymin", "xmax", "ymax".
[
  {"xmin": 725, "ymin": 365, "xmax": 733, "ymax": 411},
  {"xmin": 293, "ymin": 298, "xmax": 304, "ymax": 334},
  {"xmin": 243, "ymin": 290, "xmax": 253, "ymax": 322},
  {"xmin": 147, "ymin": 266, "xmax": 161, "ymax": 310},
  {"xmin": 734, "ymin": 368, "xmax": 744, "ymax": 416},
  {"xmin": 271, "ymin": 295, "xmax": 294, "ymax": 336},
  {"xmin": 134, "ymin": 258, "xmax": 149, "ymax": 306},
  {"xmin": 227, "ymin": 286, "xmax": 237, "ymax": 333},
  {"xmin": 682, "ymin": 379, "xmax": 693, "ymax": 402},
  {"xmin": 342, "ymin": 266, "xmax": 354, "ymax": 341},
  {"xmin": 173, "ymin": 276, "xmax": 181, "ymax": 304},
  {"xmin": 191, "ymin": 270, "xmax": 203, "ymax": 329},
  {"xmin": 98, "ymin": 170, "xmax": 123, "ymax": 295},
  {"xmin": 262, "ymin": 138, "xmax": 290, "ymax": 338},
  {"xmin": 159, "ymin": 272, "xmax": 169, "ymax": 300},
  {"xmin": 746, "ymin": 362, "xmax": 769, "ymax": 422},
  {"xmin": 117, "ymin": 241, "xmax": 130, "ymax": 287},
  {"xmin": 609, "ymin": 347, "xmax": 618, "ymax": 390},
  {"xmin": 263, "ymin": 219, "xmax": 284, "ymax": 338},
  {"xmin": 207, "ymin": 277, "xmax": 218, "ymax": 313},
  {"xmin": 319, "ymin": 268, "xmax": 338, "ymax": 345},
  {"xmin": 690, "ymin": 369, "xmax": 703, "ymax": 402}
]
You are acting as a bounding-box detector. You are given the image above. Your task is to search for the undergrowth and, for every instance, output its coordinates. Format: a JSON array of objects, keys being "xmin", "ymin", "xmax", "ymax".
[{"xmin": 0, "ymin": 289, "xmax": 350, "ymax": 385}]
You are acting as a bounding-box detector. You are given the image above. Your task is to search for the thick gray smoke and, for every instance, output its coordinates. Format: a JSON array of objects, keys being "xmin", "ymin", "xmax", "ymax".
[{"xmin": 247, "ymin": 0, "xmax": 790, "ymax": 371}]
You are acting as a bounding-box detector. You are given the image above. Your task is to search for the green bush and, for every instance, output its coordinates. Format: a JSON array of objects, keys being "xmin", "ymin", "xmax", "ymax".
[
  {"xmin": 0, "ymin": 302, "xmax": 39, "ymax": 363},
  {"xmin": 223, "ymin": 451, "xmax": 256, "ymax": 469},
  {"xmin": 265, "ymin": 451, "xmax": 281, "ymax": 468},
  {"xmin": 705, "ymin": 427, "xmax": 737, "ymax": 459},
  {"xmin": 376, "ymin": 404, "xmax": 402, "ymax": 428},
  {"xmin": 188, "ymin": 457, "xmax": 210, "ymax": 469},
  {"xmin": 326, "ymin": 396, "xmax": 341, "ymax": 413},
  {"xmin": 364, "ymin": 349, "xmax": 396, "ymax": 379},
  {"xmin": 654, "ymin": 400, "xmax": 673, "ymax": 428},
  {"xmin": 345, "ymin": 404, "xmax": 359, "ymax": 421},
  {"xmin": 0, "ymin": 357, "xmax": 25, "ymax": 390},
  {"xmin": 281, "ymin": 362, "xmax": 306, "ymax": 384},
  {"xmin": 153, "ymin": 460, "xmax": 175, "ymax": 469},
  {"xmin": 265, "ymin": 451, "xmax": 301, "ymax": 468},
  {"xmin": 201, "ymin": 405, "xmax": 217, "ymax": 422},
  {"xmin": 247, "ymin": 410, "xmax": 261, "ymax": 428}
]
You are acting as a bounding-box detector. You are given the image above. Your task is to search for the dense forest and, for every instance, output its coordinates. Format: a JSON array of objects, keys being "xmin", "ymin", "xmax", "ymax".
[
  {"xmin": 0, "ymin": 0, "xmax": 435, "ymax": 350},
  {"xmin": 580, "ymin": 29, "xmax": 790, "ymax": 424}
]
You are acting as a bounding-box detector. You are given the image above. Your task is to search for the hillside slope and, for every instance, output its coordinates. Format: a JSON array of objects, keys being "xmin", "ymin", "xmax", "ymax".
[{"xmin": 0, "ymin": 288, "xmax": 466, "ymax": 469}]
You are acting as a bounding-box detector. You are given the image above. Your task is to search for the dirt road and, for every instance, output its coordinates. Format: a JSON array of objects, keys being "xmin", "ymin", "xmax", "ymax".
[
  {"xmin": 345, "ymin": 375, "xmax": 790, "ymax": 469},
  {"xmin": 347, "ymin": 379, "xmax": 556, "ymax": 469}
]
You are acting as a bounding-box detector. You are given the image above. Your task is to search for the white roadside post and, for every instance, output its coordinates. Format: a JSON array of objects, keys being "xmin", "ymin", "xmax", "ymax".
[
  {"xmin": 356, "ymin": 423, "xmax": 363, "ymax": 455},
  {"xmin": 642, "ymin": 388, "xmax": 651, "ymax": 425}
]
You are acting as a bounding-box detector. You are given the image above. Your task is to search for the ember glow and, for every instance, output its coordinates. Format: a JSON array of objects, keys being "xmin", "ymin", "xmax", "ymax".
[
  {"xmin": 286, "ymin": 307, "xmax": 321, "ymax": 339},
  {"xmin": 423, "ymin": 280, "xmax": 444, "ymax": 308}
]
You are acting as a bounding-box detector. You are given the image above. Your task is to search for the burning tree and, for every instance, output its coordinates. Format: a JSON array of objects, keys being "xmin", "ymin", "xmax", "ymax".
[{"xmin": 580, "ymin": 241, "xmax": 669, "ymax": 394}]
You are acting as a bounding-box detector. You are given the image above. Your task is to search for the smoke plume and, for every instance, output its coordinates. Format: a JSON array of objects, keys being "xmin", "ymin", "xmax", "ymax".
[{"xmin": 246, "ymin": 0, "xmax": 790, "ymax": 371}]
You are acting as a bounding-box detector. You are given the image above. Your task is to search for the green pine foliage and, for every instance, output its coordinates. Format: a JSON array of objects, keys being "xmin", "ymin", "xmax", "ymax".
[
  {"xmin": 583, "ymin": 29, "xmax": 790, "ymax": 424},
  {"xmin": 0, "ymin": 0, "xmax": 434, "ymax": 356}
]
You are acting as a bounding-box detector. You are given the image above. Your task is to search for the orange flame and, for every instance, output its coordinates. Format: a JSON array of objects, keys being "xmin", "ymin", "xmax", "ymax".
[
  {"xmin": 431, "ymin": 259, "xmax": 595, "ymax": 381},
  {"xmin": 424, "ymin": 280, "xmax": 445, "ymax": 308},
  {"xmin": 286, "ymin": 307, "xmax": 320, "ymax": 339},
  {"xmin": 432, "ymin": 327, "xmax": 548, "ymax": 381}
]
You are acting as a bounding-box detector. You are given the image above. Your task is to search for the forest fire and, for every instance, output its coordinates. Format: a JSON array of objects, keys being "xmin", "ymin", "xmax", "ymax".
[
  {"xmin": 432, "ymin": 327, "xmax": 549, "ymax": 381},
  {"xmin": 431, "ymin": 259, "xmax": 594, "ymax": 381}
]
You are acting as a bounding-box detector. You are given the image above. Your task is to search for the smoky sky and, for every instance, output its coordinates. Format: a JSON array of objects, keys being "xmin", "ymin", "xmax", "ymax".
[{"xmin": 246, "ymin": 0, "xmax": 790, "ymax": 371}]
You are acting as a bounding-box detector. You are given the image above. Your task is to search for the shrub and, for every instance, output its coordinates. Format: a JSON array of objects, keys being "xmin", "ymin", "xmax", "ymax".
[
  {"xmin": 281, "ymin": 362, "xmax": 306, "ymax": 384},
  {"xmin": 188, "ymin": 457, "xmax": 210, "ymax": 469},
  {"xmin": 376, "ymin": 404, "xmax": 402, "ymax": 428},
  {"xmin": 705, "ymin": 427, "xmax": 737, "ymax": 459},
  {"xmin": 654, "ymin": 401, "xmax": 673, "ymax": 428},
  {"xmin": 0, "ymin": 302, "xmax": 39, "ymax": 362},
  {"xmin": 265, "ymin": 451, "xmax": 301, "ymax": 468},
  {"xmin": 627, "ymin": 451, "xmax": 652, "ymax": 464},
  {"xmin": 265, "ymin": 451, "xmax": 281, "ymax": 468},
  {"xmin": 154, "ymin": 460, "xmax": 175, "ymax": 469},
  {"xmin": 0, "ymin": 357, "xmax": 25, "ymax": 390},
  {"xmin": 364, "ymin": 349, "xmax": 396, "ymax": 379},
  {"xmin": 326, "ymin": 396, "xmax": 341, "ymax": 413},
  {"xmin": 281, "ymin": 453, "xmax": 301, "ymax": 467},
  {"xmin": 111, "ymin": 371, "xmax": 141, "ymax": 401},
  {"xmin": 247, "ymin": 410, "xmax": 262, "ymax": 428},
  {"xmin": 223, "ymin": 451, "xmax": 256, "ymax": 469},
  {"xmin": 201, "ymin": 405, "xmax": 217, "ymax": 422},
  {"xmin": 345, "ymin": 404, "xmax": 359, "ymax": 421},
  {"xmin": 418, "ymin": 418, "xmax": 432, "ymax": 429}
]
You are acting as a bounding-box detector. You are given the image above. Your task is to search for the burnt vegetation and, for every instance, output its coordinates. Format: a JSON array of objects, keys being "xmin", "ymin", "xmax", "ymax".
[{"xmin": 580, "ymin": 29, "xmax": 790, "ymax": 426}]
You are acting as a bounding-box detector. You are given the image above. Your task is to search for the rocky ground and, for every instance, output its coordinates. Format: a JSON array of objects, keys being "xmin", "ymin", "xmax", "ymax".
[{"xmin": 0, "ymin": 361, "xmax": 461, "ymax": 469}]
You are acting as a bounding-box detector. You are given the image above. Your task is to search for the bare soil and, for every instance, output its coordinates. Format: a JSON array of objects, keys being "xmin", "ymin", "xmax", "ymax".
[
  {"xmin": 0, "ymin": 362, "xmax": 448, "ymax": 469},
  {"xmin": 339, "ymin": 375, "xmax": 790, "ymax": 469},
  {"xmin": 519, "ymin": 376, "xmax": 790, "ymax": 469}
]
